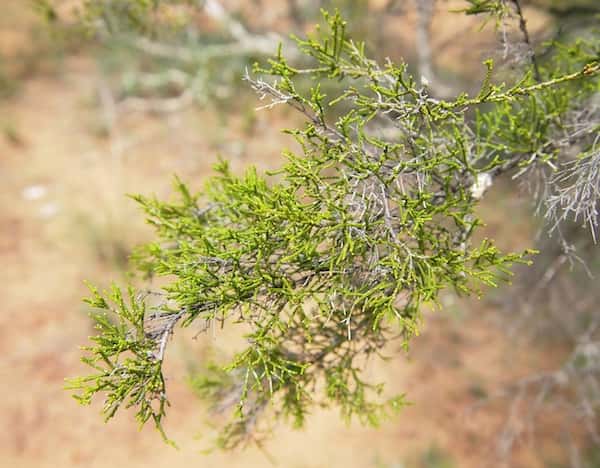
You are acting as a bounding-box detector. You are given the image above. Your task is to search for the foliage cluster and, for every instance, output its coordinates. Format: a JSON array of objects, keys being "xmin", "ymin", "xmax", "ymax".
[{"xmin": 68, "ymin": 3, "xmax": 600, "ymax": 450}]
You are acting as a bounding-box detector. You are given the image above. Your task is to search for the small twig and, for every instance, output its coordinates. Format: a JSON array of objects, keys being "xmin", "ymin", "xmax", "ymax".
[
  {"xmin": 148, "ymin": 310, "xmax": 185, "ymax": 362},
  {"xmin": 510, "ymin": 0, "xmax": 541, "ymax": 82}
]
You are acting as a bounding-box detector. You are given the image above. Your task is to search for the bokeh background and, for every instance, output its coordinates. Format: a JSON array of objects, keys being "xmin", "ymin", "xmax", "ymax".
[{"xmin": 1, "ymin": 1, "xmax": 599, "ymax": 467}]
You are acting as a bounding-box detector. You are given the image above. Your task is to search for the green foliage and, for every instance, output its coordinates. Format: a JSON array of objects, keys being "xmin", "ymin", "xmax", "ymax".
[
  {"xmin": 532, "ymin": 0, "xmax": 600, "ymax": 14},
  {"xmin": 418, "ymin": 445, "xmax": 456, "ymax": 468},
  {"xmin": 67, "ymin": 285, "xmax": 176, "ymax": 445},
  {"xmin": 583, "ymin": 445, "xmax": 600, "ymax": 467},
  {"xmin": 461, "ymin": 0, "xmax": 510, "ymax": 17},
  {"xmin": 1, "ymin": 120, "xmax": 24, "ymax": 146},
  {"xmin": 0, "ymin": 60, "xmax": 19, "ymax": 99},
  {"xmin": 474, "ymin": 40, "xmax": 600, "ymax": 170},
  {"xmin": 32, "ymin": 0, "xmax": 58, "ymax": 23},
  {"xmin": 69, "ymin": 8, "xmax": 600, "ymax": 449}
]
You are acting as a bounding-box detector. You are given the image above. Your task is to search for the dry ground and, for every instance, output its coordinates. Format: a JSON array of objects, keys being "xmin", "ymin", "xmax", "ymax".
[{"xmin": 0, "ymin": 1, "xmax": 571, "ymax": 467}]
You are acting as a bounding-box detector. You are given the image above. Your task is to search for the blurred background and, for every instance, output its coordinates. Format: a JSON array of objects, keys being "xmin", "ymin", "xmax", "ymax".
[{"xmin": 1, "ymin": 1, "xmax": 600, "ymax": 467}]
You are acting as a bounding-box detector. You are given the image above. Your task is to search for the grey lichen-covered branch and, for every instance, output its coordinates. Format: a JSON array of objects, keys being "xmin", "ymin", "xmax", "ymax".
[{"xmin": 545, "ymin": 139, "xmax": 600, "ymax": 242}]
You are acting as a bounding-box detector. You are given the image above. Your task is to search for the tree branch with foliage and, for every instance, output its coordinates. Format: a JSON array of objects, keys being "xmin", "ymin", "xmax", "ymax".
[{"xmin": 68, "ymin": 5, "xmax": 600, "ymax": 450}]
